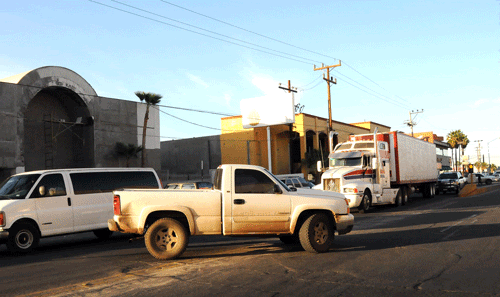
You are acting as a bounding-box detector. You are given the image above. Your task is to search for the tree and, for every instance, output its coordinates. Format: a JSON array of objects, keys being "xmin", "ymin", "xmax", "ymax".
[
  {"xmin": 114, "ymin": 142, "xmax": 143, "ymax": 167},
  {"xmin": 474, "ymin": 161, "xmax": 488, "ymax": 173},
  {"xmin": 135, "ymin": 91, "xmax": 162, "ymax": 167},
  {"xmin": 491, "ymin": 164, "xmax": 497, "ymax": 173},
  {"xmin": 447, "ymin": 130, "xmax": 469, "ymax": 171}
]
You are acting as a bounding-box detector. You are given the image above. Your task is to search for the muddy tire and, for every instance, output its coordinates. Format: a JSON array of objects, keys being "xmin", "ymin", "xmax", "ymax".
[
  {"xmin": 279, "ymin": 235, "xmax": 300, "ymax": 245},
  {"xmin": 144, "ymin": 218, "xmax": 188, "ymax": 260},
  {"xmin": 358, "ymin": 192, "xmax": 371, "ymax": 213},
  {"xmin": 93, "ymin": 228, "xmax": 113, "ymax": 240},
  {"xmin": 298, "ymin": 213, "xmax": 333, "ymax": 253},
  {"xmin": 7, "ymin": 222, "xmax": 40, "ymax": 254}
]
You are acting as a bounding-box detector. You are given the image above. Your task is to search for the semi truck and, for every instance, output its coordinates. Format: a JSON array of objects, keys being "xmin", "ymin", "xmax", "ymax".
[{"xmin": 318, "ymin": 131, "xmax": 438, "ymax": 212}]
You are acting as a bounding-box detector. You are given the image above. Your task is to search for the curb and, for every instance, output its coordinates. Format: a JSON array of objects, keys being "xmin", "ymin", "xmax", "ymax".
[{"xmin": 458, "ymin": 183, "xmax": 500, "ymax": 197}]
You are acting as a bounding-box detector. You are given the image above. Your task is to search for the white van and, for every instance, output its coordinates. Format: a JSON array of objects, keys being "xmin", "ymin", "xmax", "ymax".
[{"xmin": 0, "ymin": 168, "xmax": 161, "ymax": 253}]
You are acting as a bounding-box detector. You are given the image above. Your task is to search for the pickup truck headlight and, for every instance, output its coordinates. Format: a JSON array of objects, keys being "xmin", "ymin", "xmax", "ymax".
[{"xmin": 344, "ymin": 187, "xmax": 358, "ymax": 194}]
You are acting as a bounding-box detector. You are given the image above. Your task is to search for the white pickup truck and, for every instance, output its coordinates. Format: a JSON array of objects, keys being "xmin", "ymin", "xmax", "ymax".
[{"xmin": 109, "ymin": 164, "xmax": 354, "ymax": 260}]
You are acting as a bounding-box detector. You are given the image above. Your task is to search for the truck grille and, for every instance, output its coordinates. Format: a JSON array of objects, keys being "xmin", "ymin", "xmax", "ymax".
[{"xmin": 324, "ymin": 178, "xmax": 340, "ymax": 192}]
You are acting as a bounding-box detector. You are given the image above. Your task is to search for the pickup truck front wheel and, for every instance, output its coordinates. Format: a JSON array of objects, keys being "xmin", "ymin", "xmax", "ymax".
[
  {"xmin": 299, "ymin": 213, "xmax": 333, "ymax": 253},
  {"xmin": 145, "ymin": 218, "xmax": 188, "ymax": 260}
]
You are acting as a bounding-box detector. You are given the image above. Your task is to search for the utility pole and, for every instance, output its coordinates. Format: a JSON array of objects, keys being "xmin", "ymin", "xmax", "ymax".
[
  {"xmin": 278, "ymin": 80, "xmax": 297, "ymax": 174},
  {"xmin": 474, "ymin": 140, "xmax": 483, "ymax": 172},
  {"xmin": 314, "ymin": 61, "xmax": 341, "ymax": 132},
  {"xmin": 404, "ymin": 109, "xmax": 423, "ymax": 137}
]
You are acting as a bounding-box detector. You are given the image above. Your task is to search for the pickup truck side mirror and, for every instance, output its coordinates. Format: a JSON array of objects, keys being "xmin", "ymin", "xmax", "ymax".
[{"xmin": 274, "ymin": 184, "xmax": 283, "ymax": 194}]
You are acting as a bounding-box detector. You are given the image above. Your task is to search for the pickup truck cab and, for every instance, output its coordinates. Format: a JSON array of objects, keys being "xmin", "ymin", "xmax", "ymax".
[{"xmin": 109, "ymin": 164, "xmax": 354, "ymax": 260}]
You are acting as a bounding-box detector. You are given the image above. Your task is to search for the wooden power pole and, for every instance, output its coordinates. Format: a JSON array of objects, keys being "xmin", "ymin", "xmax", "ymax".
[
  {"xmin": 314, "ymin": 61, "xmax": 341, "ymax": 132},
  {"xmin": 278, "ymin": 80, "xmax": 297, "ymax": 174}
]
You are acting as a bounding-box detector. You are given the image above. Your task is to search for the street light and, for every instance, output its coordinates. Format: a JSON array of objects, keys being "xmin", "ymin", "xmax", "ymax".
[{"xmin": 487, "ymin": 137, "xmax": 500, "ymax": 172}]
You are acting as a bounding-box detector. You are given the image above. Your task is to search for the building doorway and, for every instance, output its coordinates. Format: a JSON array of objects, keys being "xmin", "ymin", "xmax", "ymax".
[{"xmin": 24, "ymin": 87, "xmax": 94, "ymax": 171}]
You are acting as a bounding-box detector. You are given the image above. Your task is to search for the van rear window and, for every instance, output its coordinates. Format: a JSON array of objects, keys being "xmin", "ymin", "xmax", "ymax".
[{"xmin": 70, "ymin": 171, "xmax": 158, "ymax": 194}]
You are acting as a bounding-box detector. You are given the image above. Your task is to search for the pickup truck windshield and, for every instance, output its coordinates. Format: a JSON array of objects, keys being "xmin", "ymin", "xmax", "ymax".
[
  {"xmin": 330, "ymin": 157, "xmax": 362, "ymax": 167},
  {"xmin": 0, "ymin": 174, "xmax": 40, "ymax": 200}
]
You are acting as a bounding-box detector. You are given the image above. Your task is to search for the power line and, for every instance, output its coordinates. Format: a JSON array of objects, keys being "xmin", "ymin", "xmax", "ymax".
[
  {"xmin": 159, "ymin": 0, "xmax": 411, "ymax": 105},
  {"xmin": 333, "ymin": 71, "xmax": 411, "ymax": 109},
  {"xmin": 89, "ymin": 1, "xmax": 415, "ymax": 110},
  {"xmin": 111, "ymin": 0, "xmax": 323, "ymax": 65},
  {"xmin": 89, "ymin": 0, "xmax": 314, "ymax": 65},
  {"xmin": 159, "ymin": 0, "xmax": 339, "ymax": 61}
]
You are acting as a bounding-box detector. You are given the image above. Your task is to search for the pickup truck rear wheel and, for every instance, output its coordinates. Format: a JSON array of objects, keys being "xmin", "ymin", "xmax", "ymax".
[
  {"xmin": 7, "ymin": 222, "xmax": 40, "ymax": 254},
  {"xmin": 145, "ymin": 218, "xmax": 188, "ymax": 260},
  {"xmin": 298, "ymin": 213, "xmax": 333, "ymax": 253}
]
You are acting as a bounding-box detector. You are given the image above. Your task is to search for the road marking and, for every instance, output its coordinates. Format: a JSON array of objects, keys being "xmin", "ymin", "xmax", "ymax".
[{"xmin": 439, "ymin": 214, "xmax": 477, "ymax": 233}]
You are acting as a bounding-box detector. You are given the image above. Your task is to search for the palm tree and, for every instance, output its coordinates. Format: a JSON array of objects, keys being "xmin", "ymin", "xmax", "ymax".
[
  {"xmin": 491, "ymin": 164, "xmax": 497, "ymax": 173},
  {"xmin": 114, "ymin": 142, "xmax": 143, "ymax": 167},
  {"xmin": 447, "ymin": 130, "xmax": 469, "ymax": 171},
  {"xmin": 135, "ymin": 91, "xmax": 162, "ymax": 167}
]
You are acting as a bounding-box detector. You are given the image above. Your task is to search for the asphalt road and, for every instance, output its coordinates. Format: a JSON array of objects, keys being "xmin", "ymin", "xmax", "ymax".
[{"xmin": 1, "ymin": 188, "xmax": 500, "ymax": 297}]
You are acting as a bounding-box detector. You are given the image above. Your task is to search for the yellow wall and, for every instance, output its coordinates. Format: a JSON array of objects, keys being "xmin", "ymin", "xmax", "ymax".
[
  {"xmin": 350, "ymin": 121, "xmax": 391, "ymax": 133},
  {"xmin": 220, "ymin": 114, "xmax": 387, "ymax": 176}
]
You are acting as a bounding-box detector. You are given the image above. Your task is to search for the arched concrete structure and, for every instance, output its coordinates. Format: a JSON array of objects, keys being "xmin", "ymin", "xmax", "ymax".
[
  {"xmin": 0, "ymin": 66, "xmax": 161, "ymax": 181},
  {"xmin": 6, "ymin": 67, "xmax": 97, "ymax": 171}
]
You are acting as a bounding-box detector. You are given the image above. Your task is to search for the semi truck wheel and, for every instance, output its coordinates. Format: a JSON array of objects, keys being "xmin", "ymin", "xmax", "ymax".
[
  {"xmin": 7, "ymin": 222, "xmax": 40, "ymax": 254},
  {"xmin": 358, "ymin": 192, "xmax": 371, "ymax": 213},
  {"xmin": 395, "ymin": 189, "xmax": 403, "ymax": 206},
  {"xmin": 402, "ymin": 187, "xmax": 409, "ymax": 205},
  {"xmin": 298, "ymin": 213, "xmax": 333, "ymax": 253},
  {"xmin": 145, "ymin": 218, "xmax": 188, "ymax": 260}
]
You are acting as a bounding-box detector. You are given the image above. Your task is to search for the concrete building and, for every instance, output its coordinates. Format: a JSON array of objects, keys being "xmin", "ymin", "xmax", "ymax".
[
  {"xmin": 160, "ymin": 135, "xmax": 221, "ymax": 182},
  {"xmin": 0, "ymin": 66, "xmax": 160, "ymax": 181},
  {"xmin": 220, "ymin": 114, "xmax": 391, "ymax": 179}
]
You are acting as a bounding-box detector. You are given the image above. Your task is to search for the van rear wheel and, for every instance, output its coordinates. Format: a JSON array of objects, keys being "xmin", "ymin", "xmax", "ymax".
[{"xmin": 145, "ymin": 218, "xmax": 188, "ymax": 260}]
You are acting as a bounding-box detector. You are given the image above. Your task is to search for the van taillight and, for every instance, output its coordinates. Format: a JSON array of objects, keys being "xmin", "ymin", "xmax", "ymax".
[
  {"xmin": 113, "ymin": 195, "xmax": 121, "ymax": 215},
  {"xmin": 0, "ymin": 212, "xmax": 4, "ymax": 226}
]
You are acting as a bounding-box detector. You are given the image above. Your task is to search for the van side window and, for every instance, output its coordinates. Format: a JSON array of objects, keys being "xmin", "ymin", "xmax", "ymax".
[
  {"xmin": 70, "ymin": 171, "xmax": 158, "ymax": 194},
  {"xmin": 235, "ymin": 169, "xmax": 275, "ymax": 194},
  {"xmin": 30, "ymin": 174, "xmax": 67, "ymax": 198}
]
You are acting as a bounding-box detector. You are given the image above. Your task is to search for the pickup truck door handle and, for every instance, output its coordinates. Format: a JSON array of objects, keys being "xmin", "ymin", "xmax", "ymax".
[
  {"xmin": 233, "ymin": 199, "xmax": 245, "ymax": 205},
  {"xmin": 67, "ymin": 197, "xmax": 71, "ymax": 206}
]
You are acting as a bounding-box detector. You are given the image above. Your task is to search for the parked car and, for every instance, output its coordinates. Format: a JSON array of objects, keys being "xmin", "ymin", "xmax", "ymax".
[
  {"xmin": 0, "ymin": 168, "xmax": 162, "ymax": 253},
  {"xmin": 275, "ymin": 174, "xmax": 314, "ymax": 189},
  {"xmin": 473, "ymin": 173, "xmax": 493, "ymax": 185},
  {"xmin": 482, "ymin": 173, "xmax": 499, "ymax": 182},
  {"xmin": 165, "ymin": 181, "xmax": 213, "ymax": 189},
  {"xmin": 437, "ymin": 172, "xmax": 466, "ymax": 194}
]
